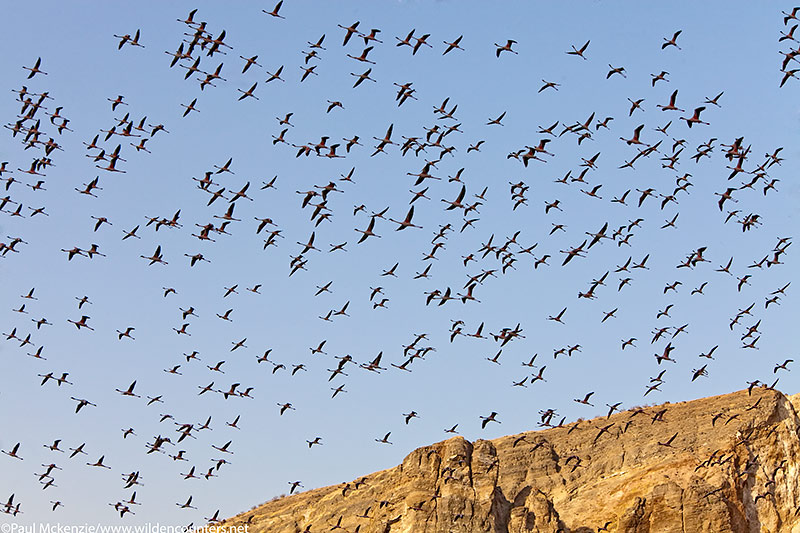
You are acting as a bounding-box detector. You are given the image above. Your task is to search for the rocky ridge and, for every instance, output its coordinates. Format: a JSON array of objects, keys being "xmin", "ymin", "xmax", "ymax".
[{"xmin": 216, "ymin": 388, "xmax": 800, "ymax": 532}]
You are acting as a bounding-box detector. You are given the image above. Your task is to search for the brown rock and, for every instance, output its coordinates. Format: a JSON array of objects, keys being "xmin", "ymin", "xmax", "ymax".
[{"xmin": 216, "ymin": 388, "xmax": 800, "ymax": 532}]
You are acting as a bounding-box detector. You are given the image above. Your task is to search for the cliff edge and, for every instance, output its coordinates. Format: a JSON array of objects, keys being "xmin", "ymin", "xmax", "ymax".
[{"xmin": 216, "ymin": 388, "xmax": 800, "ymax": 532}]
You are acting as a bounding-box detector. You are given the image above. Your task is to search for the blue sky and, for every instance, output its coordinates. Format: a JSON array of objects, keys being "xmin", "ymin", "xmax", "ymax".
[{"xmin": 0, "ymin": 0, "xmax": 798, "ymax": 525}]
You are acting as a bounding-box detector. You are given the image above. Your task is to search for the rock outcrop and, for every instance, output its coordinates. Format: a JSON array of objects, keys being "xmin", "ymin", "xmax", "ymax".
[{"xmin": 217, "ymin": 388, "xmax": 800, "ymax": 532}]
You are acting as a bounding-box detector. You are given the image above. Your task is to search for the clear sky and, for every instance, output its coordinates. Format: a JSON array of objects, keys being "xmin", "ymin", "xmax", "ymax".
[{"xmin": 0, "ymin": 0, "xmax": 798, "ymax": 526}]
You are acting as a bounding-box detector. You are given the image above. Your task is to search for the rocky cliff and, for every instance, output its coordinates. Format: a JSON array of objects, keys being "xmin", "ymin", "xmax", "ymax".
[{"xmin": 216, "ymin": 388, "xmax": 800, "ymax": 532}]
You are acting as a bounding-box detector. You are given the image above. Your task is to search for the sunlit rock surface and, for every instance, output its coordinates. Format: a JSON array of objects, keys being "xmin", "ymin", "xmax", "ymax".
[{"xmin": 216, "ymin": 388, "xmax": 800, "ymax": 532}]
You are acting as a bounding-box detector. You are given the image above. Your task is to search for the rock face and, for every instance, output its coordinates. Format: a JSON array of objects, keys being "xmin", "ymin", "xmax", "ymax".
[{"xmin": 218, "ymin": 389, "xmax": 800, "ymax": 532}]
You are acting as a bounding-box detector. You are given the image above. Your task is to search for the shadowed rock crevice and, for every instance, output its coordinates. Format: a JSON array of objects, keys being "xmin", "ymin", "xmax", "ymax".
[{"xmin": 217, "ymin": 388, "xmax": 800, "ymax": 532}]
